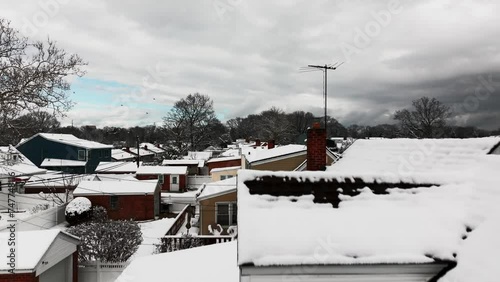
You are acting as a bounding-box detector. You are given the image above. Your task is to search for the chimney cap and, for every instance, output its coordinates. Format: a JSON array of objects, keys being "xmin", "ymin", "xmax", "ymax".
[{"xmin": 312, "ymin": 122, "xmax": 321, "ymax": 129}]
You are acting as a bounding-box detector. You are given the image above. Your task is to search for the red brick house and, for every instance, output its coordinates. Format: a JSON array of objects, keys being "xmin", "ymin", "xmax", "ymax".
[
  {"xmin": 206, "ymin": 156, "xmax": 242, "ymax": 172},
  {"xmin": 0, "ymin": 229, "xmax": 79, "ymax": 282},
  {"xmin": 73, "ymin": 180, "xmax": 160, "ymax": 220},
  {"xmin": 136, "ymin": 166, "xmax": 188, "ymax": 192}
]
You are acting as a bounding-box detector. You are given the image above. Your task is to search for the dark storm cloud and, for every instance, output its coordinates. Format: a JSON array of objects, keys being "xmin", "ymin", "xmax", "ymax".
[{"xmin": 1, "ymin": 0, "xmax": 498, "ymax": 129}]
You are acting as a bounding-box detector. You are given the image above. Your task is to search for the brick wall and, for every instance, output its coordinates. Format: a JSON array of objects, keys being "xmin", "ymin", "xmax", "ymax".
[
  {"xmin": 84, "ymin": 194, "xmax": 156, "ymax": 220},
  {"xmin": 307, "ymin": 123, "xmax": 326, "ymax": 171},
  {"xmin": 0, "ymin": 273, "xmax": 38, "ymax": 282}
]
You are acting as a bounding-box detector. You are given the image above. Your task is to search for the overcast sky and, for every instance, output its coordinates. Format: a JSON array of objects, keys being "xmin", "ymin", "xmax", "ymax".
[{"xmin": 2, "ymin": 0, "xmax": 499, "ymax": 129}]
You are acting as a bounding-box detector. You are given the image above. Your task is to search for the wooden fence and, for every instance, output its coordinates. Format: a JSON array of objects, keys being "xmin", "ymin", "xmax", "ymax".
[
  {"xmin": 165, "ymin": 204, "xmax": 193, "ymax": 235},
  {"xmin": 79, "ymin": 261, "xmax": 130, "ymax": 282}
]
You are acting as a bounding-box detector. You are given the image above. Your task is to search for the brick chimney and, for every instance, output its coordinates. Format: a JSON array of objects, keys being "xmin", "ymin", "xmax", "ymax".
[
  {"xmin": 307, "ymin": 122, "xmax": 326, "ymax": 171},
  {"xmin": 255, "ymin": 139, "xmax": 261, "ymax": 147},
  {"xmin": 268, "ymin": 140, "xmax": 275, "ymax": 149}
]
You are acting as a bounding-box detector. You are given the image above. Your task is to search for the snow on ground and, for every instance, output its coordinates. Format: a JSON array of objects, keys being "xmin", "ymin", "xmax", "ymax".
[
  {"xmin": 131, "ymin": 217, "xmax": 176, "ymax": 259},
  {"xmin": 117, "ymin": 242, "xmax": 238, "ymax": 282}
]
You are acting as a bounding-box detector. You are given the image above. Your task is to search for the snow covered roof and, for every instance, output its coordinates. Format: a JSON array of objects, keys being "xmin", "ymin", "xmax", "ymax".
[
  {"xmin": 95, "ymin": 161, "xmax": 141, "ymax": 173},
  {"xmin": 206, "ymin": 155, "xmax": 241, "ymax": 163},
  {"xmin": 327, "ymin": 137, "xmax": 500, "ymax": 184},
  {"xmin": 41, "ymin": 158, "xmax": 87, "ymax": 167},
  {"xmin": 140, "ymin": 142, "xmax": 165, "ymax": 154},
  {"xmin": 117, "ymin": 242, "xmax": 238, "ymax": 282},
  {"xmin": 74, "ymin": 180, "xmax": 158, "ymax": 195},
  {"xmin": 17, "ymin": 133, "xmax": 113, "ymax": 149},
  {"xmin": 243, "ymin": 144, "xmax": 306, "ymax": 164},
  {"xmin": 136, "ymin": 165, "xmax": 188, "ymax": 175},
  {"xmin": 186, "ymin": 151, "xmax": 213, "ymax": 161},
  {"xmin": 237, "ymin": 155, "xmax": 500, "ymax": 272},
  {"xmin": 112, "ymin": 149, "xmax": 136, "ymax": 160},
  {"xmin": 162, "ymin": 159, "xmax": 204, "ymax": 167},
  {"xmin": 197, "ymin": 177, "xmax": 237, "ymax": 200},
  {"xmin": 0, "ymin": 229, "xmax": 79, "ymax": 272},
  {"xmin": 210, "ymin": 166, "xmax": 241, "ymax": 173},
  {"xmin": 0, "ymin": 145, "xmax": 47, "ymax": 176}
]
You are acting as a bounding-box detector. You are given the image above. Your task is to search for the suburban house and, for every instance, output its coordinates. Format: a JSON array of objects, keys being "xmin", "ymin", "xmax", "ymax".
[
  {"xmin": 16, "ymin": 133, "xmax": 112, "ymax": 173},
  {"xmin": 140, "ymin": 142, "xmax": 166, "ymax": 160},
  {"xmin": 197, "ymin": 177, "xmax": 237, "ymax": 235},
  {"xmin": 111, "ymin": 148, "xmax": 136, "ymax": 162},
  {"xmin": 241, "ymin": 144, "xmax": 307, "ymax": 171},
  {"xmin": 237, "ymin": 136, "xmax": 500, "ymax": 281},
  {"xmin": 206, "ymin": 156, "xmax": 242, "ymax": 172},
  {"xmin": 162, "ymin": 159, "xmax": 206, "ymax": 175},
  {"xmin": 210, "ymin": 166, "xmax": 240, "ymax": 181},
  {"xmin": 0, "ymin": 145, "xmax": 46, "ymax": 193},
  {"xmin": 0, "ymin": 229, "xmax": 79, "ymax": 282},
  {"xmin": 123, "ymin": 147, "xmax": 155, "ymax": 162},
  {"xmin": 136, "ymin": 165, "xmax": 188, "ymax": 192},
  {"xmin": 95, "ymin": 161, "xmax": 142, "ymax": 174},
  {"xmin": 73, "ymin": 180, "xmax": 160, "ymax": 220}
]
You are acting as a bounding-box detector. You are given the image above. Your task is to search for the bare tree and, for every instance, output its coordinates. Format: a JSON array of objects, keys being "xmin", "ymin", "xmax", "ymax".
[
  {"xmin": 0, "ymin": 18, "xmax": 86, "ymax": 138},
  {"xmin": 394, "ymin": 96, "xmax": 451, "ymax": 138},
  {"xmin": 256, "ymin": 107, "xmax": 293, "ymax": 143},
  {"xmin": 163, "ymin": 93, "xmax": 220, "ymax": 153}
]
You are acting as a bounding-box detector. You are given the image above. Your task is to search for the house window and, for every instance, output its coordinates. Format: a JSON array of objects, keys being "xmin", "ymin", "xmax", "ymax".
[
  {"xmin": 172, "ymin": 176, "xmax": 178, "ymax": 184},
  {"xmin": 216, "ymin": 202, "xmax": 237, "ymax": 226},
  {"xmin": 220, "ymin": 175, "xmax": 234, "ymax": 180},
  {"xmin": 78, "ymin": 150, "xmax": 86, "ymax": 160},
  {"xmin": 158, "ymin": 174, "xmax": 164, "ymax": 184},
  {"xmin": 110, "ymin": 196, "xmax": 119, "ymax": 210}
]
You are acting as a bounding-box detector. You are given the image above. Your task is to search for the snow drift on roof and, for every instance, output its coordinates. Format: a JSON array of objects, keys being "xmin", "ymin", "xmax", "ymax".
[
  {"xmin": 237, "ymin": 156, "xmax": 500, "ymax": 268},
  {"xmin": 117, "ymin": 242, "xmax": 238, "ymax": 282},
  {"xmin": 327, "ymin": 137, "xmax": 500, "ymax": 184},
  {"xmin": 74, "ymin": 180, "xmax": 157, "ymax": 195}
]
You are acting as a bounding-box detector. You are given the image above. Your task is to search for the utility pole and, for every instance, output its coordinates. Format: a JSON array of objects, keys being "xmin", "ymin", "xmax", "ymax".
[
  {"xmin": 300, "ymin": 62, "xmax": 343, "ymax": 137},
  {"xmin": 136, "ymin": 136, "xmax": 140, "ymax": 168}
]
